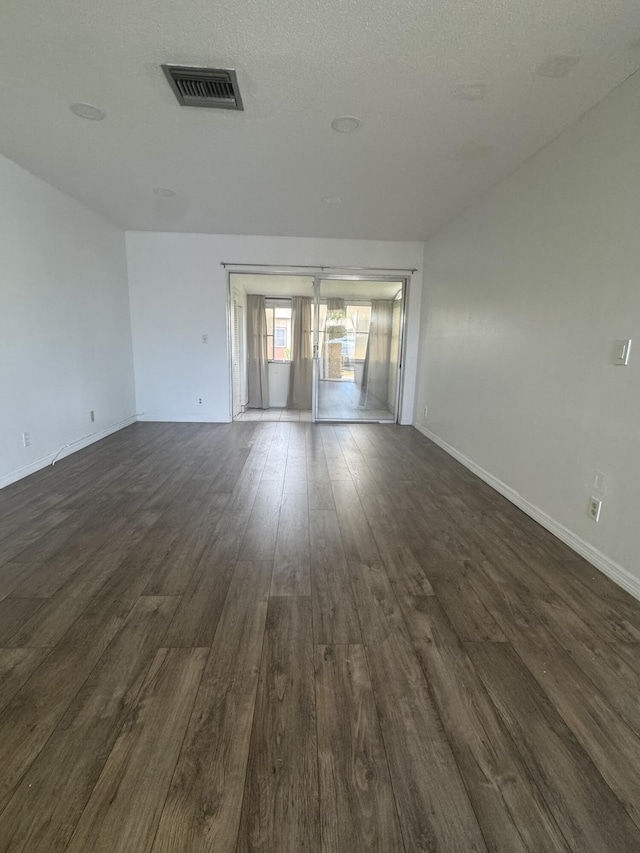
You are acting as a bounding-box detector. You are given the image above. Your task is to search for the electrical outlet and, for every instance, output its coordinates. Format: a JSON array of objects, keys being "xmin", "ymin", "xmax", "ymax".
[
  {"xmin": 588, "ymin": 496, "xmax": 602, "ymax": 522},
  {"xmin": 614, "ymin": 339, "xmax": 631, "ymax": 366},
  {"xmin": 22, "ymin": 431, "xmax": 30, "ymax": 447},
  {"xmin": 197, "ymin": 397, "xmax": 203, "ymax": 406},
  {"xmin": 90, "ymin": 410, "xmax": 95, "ymax": 422},
  {"xmin": 201, "ymin": 334, "xmax": 209, "ymax": 344}
]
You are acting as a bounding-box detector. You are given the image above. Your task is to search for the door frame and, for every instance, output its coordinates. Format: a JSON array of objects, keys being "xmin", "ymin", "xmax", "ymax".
[
  {"xmin": 226, "ymin": 269, "xmax": 411, "ymax": 424},
  {"xmin": 311, "ymin": 274, "xmax": 409, "ymax": 424}
]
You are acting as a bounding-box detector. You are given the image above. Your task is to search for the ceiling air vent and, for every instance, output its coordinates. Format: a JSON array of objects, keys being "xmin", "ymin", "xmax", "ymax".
[{"xmin": 161, "ymin": 65, "xmax": 244, "ymax": 110}]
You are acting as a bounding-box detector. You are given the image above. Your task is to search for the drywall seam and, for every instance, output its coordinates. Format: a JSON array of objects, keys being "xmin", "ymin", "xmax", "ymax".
[
  {"xmin": 412, "ymin": 422, "xmax": 640, "ymax": 603},
  {"xmin": 0, "ymin": 417, "xmax": 137, "ymax": 490}
]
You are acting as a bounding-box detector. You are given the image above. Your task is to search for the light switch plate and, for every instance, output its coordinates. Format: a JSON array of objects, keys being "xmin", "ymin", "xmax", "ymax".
[{"xmin": 614, "ymin": 339, "xmax": 631, "ymax": 365}]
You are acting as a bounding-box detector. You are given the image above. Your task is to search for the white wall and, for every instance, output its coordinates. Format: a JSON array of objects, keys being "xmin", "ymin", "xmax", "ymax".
[
  {"xmin": 126, "ymin": 233, "xmax": 423, "ymax": 424},
  {"xmin": 0, "ymin": 154, "xmax": 135, "ymax": 487},
  {"xmin": 415, "ymin": 70, "xmax": 640, "ymax": 598}
]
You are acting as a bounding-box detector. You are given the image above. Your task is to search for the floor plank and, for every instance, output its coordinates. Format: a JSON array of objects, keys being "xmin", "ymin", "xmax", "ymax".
[
  {"xmin": 65, "ymin": 646, "xmax": 207, "ymax": 853},
  {"xmin": 271, "ymin": 492, "xmax": 311, "ymax": 596},
  {"xmin": 0, "ymin": 648, "xmax": 50, "ymax": 713},
  {"xmin": 151, "ymin": 561, "xmax": 271, "ymax": 853},
  {"xmin": 411, "ymin": 599, "xmax": 569, "ymax": 852},
  {"xmin": 467, "ymin": 642, "xmax": 640, "ymax": 851},
  {"xmin": 237, "ymin": 595, "xmax": 319, "ymax": 853},
  {"xmin": 470, "ymin": 559, "xmax": 640, "ymax": 827},
  {"xmin": 351, "ymin": 560, "xmax": 488, "ymax": 852},
  {"xmin": 309, "ymin": 509, "xmax": 361, "ymax": 644},
  {"xmin": 0, "ymin": 598, "xmax": 45, "ymax": 645},
  {"xmin": 0, "ymin": 596, "xmax": 179, "ymax": 851},
  {"xmin": 7, "ymin": 511, "xmax": 160, "ymax": 647},
  {"xmin": 315, "ymin": 644, "xmax": 404, "ymax": 852},
  {"xmin": 0, "ymin": 421, "xmax": 639, "ymax": 851}
]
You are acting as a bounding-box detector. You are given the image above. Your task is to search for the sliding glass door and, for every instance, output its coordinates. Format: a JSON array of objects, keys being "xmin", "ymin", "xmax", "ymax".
[{"xmin": 313, "ymin": 278, "xmax": 405, "ymax": 423}]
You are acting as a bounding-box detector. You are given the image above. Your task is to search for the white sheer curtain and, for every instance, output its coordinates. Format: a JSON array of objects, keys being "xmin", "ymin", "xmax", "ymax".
[
  {"xmin": 246, "ymin": 295, "xmax": 270, "ymax": 409},
  {"xmin": 360, "ymin": 299, "xmax": 393, "ymax": 410},
  {"xmin": 287, "ymin": 296, "xmax": 313, "ymax": 409}
]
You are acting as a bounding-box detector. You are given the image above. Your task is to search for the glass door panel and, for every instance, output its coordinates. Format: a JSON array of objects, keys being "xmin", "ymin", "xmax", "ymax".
[{"xmin": 314, "ymin": 279, "xmax": 404, "ymax": 422}]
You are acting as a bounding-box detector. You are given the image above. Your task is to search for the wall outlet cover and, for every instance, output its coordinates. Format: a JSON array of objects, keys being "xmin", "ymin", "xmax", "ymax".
[
  {"xmin": 588, "ymin": 496, "xmax": 602, "ymax": 522},
  {"xmin": 614, "ymin": 339, "xmax": 631, "ymax": 366}
]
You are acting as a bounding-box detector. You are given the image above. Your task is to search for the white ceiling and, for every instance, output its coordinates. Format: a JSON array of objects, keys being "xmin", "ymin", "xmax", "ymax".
[{"xmin": 2, "ymin": 0, "xmax": 640, "ymax": 240}]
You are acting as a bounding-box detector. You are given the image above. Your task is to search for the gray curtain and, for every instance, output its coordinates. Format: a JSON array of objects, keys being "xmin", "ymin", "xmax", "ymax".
[
  {"xmin": 287, "ymin": 296, "xmax": 313, "ymax": 409},
  {"xmin": 247, "ymin": 295, "xmax": 270, "ymax": 409},
  {"xmin": 360, "ymin": 300, "xmax": 393, "ymax": 409}
]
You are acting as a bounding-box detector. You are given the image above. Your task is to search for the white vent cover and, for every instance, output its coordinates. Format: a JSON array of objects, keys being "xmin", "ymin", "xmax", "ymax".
[{"xmin": 162, "ymin": 65, "xmax": 244, "ymax": 110}]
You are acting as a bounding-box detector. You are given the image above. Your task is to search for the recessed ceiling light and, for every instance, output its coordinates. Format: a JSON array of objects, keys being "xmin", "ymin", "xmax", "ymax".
[
  {"xmin": 153, "ymin": 187, "xmax": 175, "ymax": 197},
  {"xmin": 452, "ymin": 84, "xmax": 488, "ymax": 102},
  {"xmin": 331, "ymin": 116, "xmax": 362, "ymax": 133},
  {"xmin": 70, "ymin": 103, "xmax": 106, "ymax": 121},
  {"xmin": 322, "ymin": 196, "xmax": 342, "ymax": 205},
  {"xmin": 535, "ymin": 55, "xmax": 581, "ymax": 78}
]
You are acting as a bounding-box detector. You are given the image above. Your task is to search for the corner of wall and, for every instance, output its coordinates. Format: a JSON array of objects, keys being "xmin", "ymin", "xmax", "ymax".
[{"xmin": 412, "ymin": 422, "xmax": 640, "ymax": 603}]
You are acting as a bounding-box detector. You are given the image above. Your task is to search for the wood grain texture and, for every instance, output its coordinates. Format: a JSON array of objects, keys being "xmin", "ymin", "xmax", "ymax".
[
  {"xmin": 8, "ymin": 514, "xmax": 130, "ymax": 599},
  {"xmin": 412, "ymin": 598, "xmax": 569, "ymax": 852},
  {"xmin": 0, "ymin": 596, "xmax": 179, "ymax": 853},
  {"xmin": 331, "ymin": 480, "xmax": 381, "ymax": 564},
  {"xmin": 467, "ymin": 641, "xmax": 640, "ymax": 851},
  {"xmin": 238, "ymin": 480, "xmax": 282, "ymax": 563},
  {"xmin": 351, "ymin": 560, "xmax": 488, "ymax": 852},
  {"xmin": 0, "ymin": 421, "xmax": 639, "ymax": 851},
  {"xmin": 0, "ymin": 647, "xmax": 49, "ymax": 713},
  {"xmin": 7, "ymin": 511, "xmax": 160, "ymax": 647},
  {"xmin": 271, "ymin": 492, "xmax": 311, "ymax": 596},
  {"xmin": 161, "ymin": 555, "xmax": 235, "ymax": 648},
  {"xmin": 430, "ymin": 575, "xmax": 506, "ymax": 642},
  {"xmin": 0, "ymin": 581, "xmax": 142, "ymax": 812},
  {"xmin": 0, "ymin": 598, "xmax": 44, "ymax": 645},
  {"xmin": 66, "ymin": 646, "xmax": 207, "ymax": 853},
  {"xmin": 470, "ymin": 559, "xmax": 640, "ymax": 827},
  {"xmin": 237, "ymin": 595, "xmax": 319, "ymax": 853},
  {"xmin": 151, "ymin": 561, "xmax": 271, "ymax": 853},
  {"xmin": 315, "ymin": 644, "xmax": 403, "ymax": 852},
  {"xmin": 309, "ymin": 509, "xmax": 361, "ymax": 644}
]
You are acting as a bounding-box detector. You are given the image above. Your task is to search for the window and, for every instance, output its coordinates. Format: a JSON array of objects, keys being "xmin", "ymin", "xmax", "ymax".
[
  {"xmin": 265, "ymin": 300, "xmax": 292, "ymax": 361},
  {"xmin": 318, "ymin": 302, "xmax": 372, "ymax": 365}
]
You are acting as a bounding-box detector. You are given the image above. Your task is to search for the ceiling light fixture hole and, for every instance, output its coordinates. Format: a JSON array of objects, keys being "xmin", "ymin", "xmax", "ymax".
[
  {"xmin": 70, "ymin": 103, "xmax": 106, "ymax": 121},
  {"xmin": 331, "ymin": 116, "xmax": 362, "ymax": 133}
]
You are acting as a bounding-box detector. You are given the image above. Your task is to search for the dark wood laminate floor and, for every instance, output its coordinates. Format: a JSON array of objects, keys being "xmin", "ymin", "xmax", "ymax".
[{"xmin": 1, "ymin": 421, "xmax": 640, "ymax": 853}]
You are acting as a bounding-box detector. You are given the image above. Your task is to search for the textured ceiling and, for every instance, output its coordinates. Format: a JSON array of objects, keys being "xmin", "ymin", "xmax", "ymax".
[{"xmin": 2, "ymin": 0, "xmax": 640, "ymax": 240}]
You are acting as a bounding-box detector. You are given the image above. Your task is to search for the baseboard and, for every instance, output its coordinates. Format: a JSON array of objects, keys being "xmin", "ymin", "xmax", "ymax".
[
  {"xmin": 412, "ymin": 422, "xmax": 640, "ymax": 603},
  {"xmin": 0, "ymin": 416, "xmax": 138, "ymax": 490},
  {"xmin": 137, "ymin": 414, "xmax": 232, "ymax": 423}
]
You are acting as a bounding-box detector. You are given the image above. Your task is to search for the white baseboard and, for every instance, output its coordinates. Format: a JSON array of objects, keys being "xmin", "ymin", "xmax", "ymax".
[
  {"xmin": 137, "ymin": 414, "xmax": 232, "ymax": 423},
  {"xmin": 0, "ymin": 416, "xmax": 138, "ymax": 491},
  {"xmin": 412, "ymin": 422, "xmax": 640, "ymax": 603}
]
